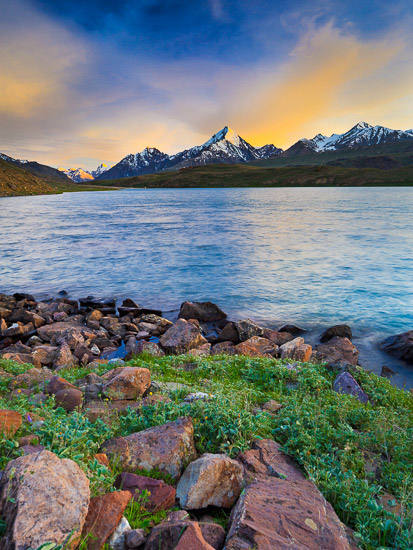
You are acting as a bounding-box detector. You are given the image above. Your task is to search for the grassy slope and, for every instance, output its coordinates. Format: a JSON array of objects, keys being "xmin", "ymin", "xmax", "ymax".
[
  {"xmin": 0, "ymin": 355, "xmax": 411, "ymax": 549},
  {"xmin": 93, "ymin": 162, "xmax": 413, "ymax": 189},
  {"xmin": 0, "ymin": 159, "xmax": 55, "ymax": 196},
  {"xmin": 0, "ymin": 159, "xmax": 121, "ymax": 197}
]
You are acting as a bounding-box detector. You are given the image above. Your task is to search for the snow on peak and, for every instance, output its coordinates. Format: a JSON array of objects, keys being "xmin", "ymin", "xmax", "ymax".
[
  {"xmin": 352, "ymin": 121, "xmax": 373, "ymax": 130},
  {"xmin": 203, "ymin": 126, "xmax": 241, "ymax": 148}
]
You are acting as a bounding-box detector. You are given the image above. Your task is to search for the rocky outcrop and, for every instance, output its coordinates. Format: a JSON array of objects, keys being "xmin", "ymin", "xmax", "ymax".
[
  {"xmin": 380, "ymin": 330, "xmax": 413, "ymax": 364},
  {"xmin": 0, "ymin": 450, "xmax": 90, "ymax": 550},
  {"xmin": 176, "ymin": 454, "xmax": 243, "ymax": 509},
  {"xmin": 179, "ymin": 301, "xmax": 227, "ymax": 322},
  {"xmin": 159, "ymin": 319, "xmax": 208, "ymax": 355},
  {"xmin": 226, "ymin": 439, "xmax": 353, "ymax": 550},
  {"xmin": 280, "ymin": 337, "xmax": 312, "ymax": 362},
  {"xmin": 101, "ymin": 417, "xmax": 197, "ymax": 480}
]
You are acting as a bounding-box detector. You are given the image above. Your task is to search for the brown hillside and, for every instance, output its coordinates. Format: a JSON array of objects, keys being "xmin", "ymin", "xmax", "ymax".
[{"xmin": 0, "ymin": 160, "xmax": 55, "ymax": 197}]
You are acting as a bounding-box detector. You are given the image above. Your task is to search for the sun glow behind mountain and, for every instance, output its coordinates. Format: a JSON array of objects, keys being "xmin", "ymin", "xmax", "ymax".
[{"xmin": 0, "ymin": 0, "xmax": 412, "ymax": 170}]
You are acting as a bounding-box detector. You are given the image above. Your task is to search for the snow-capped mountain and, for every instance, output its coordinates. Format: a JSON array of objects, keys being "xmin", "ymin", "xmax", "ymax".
[
  {"xmin": 287, "ymin": 122, "xmax": 413, "ymax": 155},
  {"xmin": 91, "ymin": 163, "xmax": 110, "ymax": 179},
  {"xmin": 98, "ymin": 126, "xmax": 282, "ymax": 180},
  {"xmin": 58, "ymin": 167, "xmax": 94, "ymax": 183}
]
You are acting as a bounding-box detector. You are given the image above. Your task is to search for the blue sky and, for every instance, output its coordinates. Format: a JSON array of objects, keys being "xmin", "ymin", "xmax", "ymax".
[{"xmin": 1, "ymin": 0, "xmax": 412, "ymax": 169}]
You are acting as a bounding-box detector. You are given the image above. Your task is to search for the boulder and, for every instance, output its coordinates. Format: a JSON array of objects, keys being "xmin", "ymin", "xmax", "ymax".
[
  {"xmin": 9, "ymin": 367, "xmax": 53, "ymax": 389},
  {"xmin": 47, "ymin": 375, "xmax": 78, "ymax": 395},
  {"xmin": 0, "ymin": 409, "xmax": 22, "ymax": 436},
  {"xmin": 81, "ymin": 490, "xmax": 132, "ymax": 550},
  {"xmin": 187, "ymin": 343, "xmax": 211, "ymax": 357},
  {"xmin": 37, "ymin": 321, "xmax": 83, "ymax": 342},
  {"xmin": 32, "ymin": 345, "xmax": 58, "ymax": 366},
  {"xmin": 225, "ymin": 477, "xmax": 353, "ymax": 550},
  {"xmin": 176, "ymin": 453, "xmax": 243, "ymax": 510},
  {"xmin": 101, "ymin": 417, "xmax": 196, "ymax": 481},
  {"xmin": 332, "ymin": 371, "xmax": 369, "ymax": 403},
  {"xmin": 198, "ymin": 522, "xmax": 226, "ymax": 550},
  {"xmin": 262, "ymin": 329, "xmax": 294, "ymax": 346},
  {"xmin": 54, "ymin": 388, "xmax": 83, "ymax": 412},
  {"xmin": 0, "ymin": 450, "xmax": 90, "ymax": 550},
  {"xmin": 278, "ymin": 324, "xmax": 305, "ymax": 334},
  {"xmin": 234, "ymin": 342, "xmax": 272, "ymax": 358},
  {"xmin": 159, "ymin": 319, "xmax": 207, "ymax": 355},
  {"xmin": 239, "ymin": 336, "xmax": 278, "ymax": 357},
  {"xmin": 380, "ymin": 331, "xmax": 413, "ymax": 364},
  {"xmin": 279, "ymin": 337, "xmax": 312, "ymax": 362},
  {"xmin": 115, "ymin": 473, "xmax": 176, "ymax": 512},
  {"xmin": 102, "ymin": 366, "xmax": 151, "ymax": 400},
  {"xmin": 127, "ymin": 340, "xmax": 165, "ymax": 358},
  {"xmin": 261, "ymin": 400, "xmax": 283, "ymax": 414},
  {"xmin": 233, "ymin": 319, "xmax": 263, "ymax": 342},
  {"xmin": 211, "ymin": 341, "xmax": 237, "ymax": 355},
  {"xmin": 108, "ymin": 516, "xmax": 132, "ymax": 550},
  {"xmin": 54, "ymin": 342, "xmax": 77, "ymax": 368},
  {"xmin": 215, "ymin": 322, "xmax": 240, "ymax": 344},
  {"xmin": 314, "ymin": 337, "xmax": 359, "ymax": 366},
  {"xmin": 179, "ymin": 301, "xmax": 227, "ymax": 322},
  {"xmin": 320, "ymin": 324, "xmax": 353, "ymax": 343}
]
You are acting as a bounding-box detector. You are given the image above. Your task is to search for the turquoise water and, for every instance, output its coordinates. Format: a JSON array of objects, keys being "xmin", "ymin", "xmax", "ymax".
[{"xmin": 1, "ymin": 187, "xmax": 412, "ymax": 385}]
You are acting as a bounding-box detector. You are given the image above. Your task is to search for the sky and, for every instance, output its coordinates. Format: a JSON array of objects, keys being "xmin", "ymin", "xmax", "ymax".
[{"xmin": 1, "ymin": 0, "xmax": 413, "ymax": 170}]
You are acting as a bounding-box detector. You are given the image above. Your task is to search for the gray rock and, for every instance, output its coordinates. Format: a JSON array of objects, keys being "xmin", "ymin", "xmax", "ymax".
[
  {"xmin": 108, "ymin": 516, "xmax": 131, "ymax": 550},
  {"xmin": 380, "ymin": 331, "xmax": 413, "ymax": 364},
  {"xmin": 234, "ymin": 319, "xmax": 264, "ymax": 342},
  {"xmin": 320, "ymin": 324, "xmax": 352, "ymax": 343},
  {"xmin": 332, "ymin": 371, "xmax": 369, "ymax": 403},
  {"xmin": 125, "ymin": 528, "xmax": 146, "ymax": 549}
]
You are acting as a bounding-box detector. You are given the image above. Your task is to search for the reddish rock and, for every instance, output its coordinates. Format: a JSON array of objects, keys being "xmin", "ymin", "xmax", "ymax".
[
  {"xmin": 159, "ymin": 319, "xmax": 208, "ymax": 355},
  {"xmin": 101, "ymin": 417, "xmax": 197, "ymax": 481},
  {"xmin": 176, "ymin": 453, "xmax": 243, "ymax": 509},
  {"xmin": 234, "ymin": 342, "xmax": 271, "ymax": 358},
  {"xmin": 47, "ymin": 375, "xmax": 77, "ymax": 395},
  {"xmin": 37, "ymin": 321, "xmax": 83, "ymax": 342},
  {"xmin": 279, "ymin": 337, "xmax": 311, "ymax": 360},
  {"xmin": 313, "ymin": 336, "xmax": 359, "ymax": 366},
  {"xmin": 32, "ymin": 345, "xmax": 58, "ymax": 366},
  {"xmin": 54, "ymin": 342, "xmax": 77, "ymax": 368},
  {"xmin": 102, "ymin": 366, "xmax": 151, "ymax": 400},
  {"xmin": 9, "ymin": 388, "xmax": 32, "ymax": 400},
  {"xmin": 179, "ymin": 301, "xmax": 227, "ymax": 322},
  {"xmin": 133, "ymin": 340, "xmax": 165, "ymax": 357},
  {"xmin": 240, "ymin": 336, "xmax": 278, "ymax": 356},
  {"xmin": 238, "ymin": 439, "xmax": 306, "ymax": 483},
  {"xmin": 144, "ymin": 522, "xmax": 214, "ymax": 550},
  {"xmin": 81, "ymin": 490, "xmax": 132, "ymax": 550},
  {"xmin": 54, "ymin": 388, "xmax": 83, "ymax": 412},
  {"xmin": 9, "ymin": 367, "xmax": 53, "ymax": 390},
  {"xmin": 187, "ymin": 343, "xmax": 211, "ymax": 357},
  {"xmin": 19, "ymin": 434, "xmax": 40, "ymax": 446},
  {"xmin": 261, "ymin": 400, "xmax": 283, "ymax": 414},
  {"xmin": 225, "ymin": 478, "xmax": 353, "ymax": 550},
  {"xmin": 199, "ymin": 522, "xmax": 226, "ymax": 550},
  {"xmin": 0, "ymin": 450, "xmax": 90, "ymax": 550},
  {"xmin": 115, "ymin": 473, "xmax": 176, "ymax": 512},
  {"xmin": 94, "ymin": 453, "xmax": 110, "ymax": 467},
  {"xmin": 88, "ymin": 309, "xmax": 104, "ymax": 322},
  {"xmin": 0, "ymin": 409, "xmax": 22, "ymax": 436}
]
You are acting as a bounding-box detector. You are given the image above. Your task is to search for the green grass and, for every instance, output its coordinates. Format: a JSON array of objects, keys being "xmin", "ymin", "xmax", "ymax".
[{"xmin": 0, "ymin": 355, "xmax": 412, "ymax": 549}]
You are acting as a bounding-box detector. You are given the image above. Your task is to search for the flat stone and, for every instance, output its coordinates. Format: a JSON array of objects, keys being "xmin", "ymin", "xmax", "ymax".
[{"xmin": 0, "ymin": 409, "xmax": 22, "ymax": 436}]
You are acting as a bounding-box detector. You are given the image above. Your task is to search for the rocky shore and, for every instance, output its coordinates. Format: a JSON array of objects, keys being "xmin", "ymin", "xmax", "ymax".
[
  {"xmin": 0, "ymin": 292, "xmax": 411, "ymax": 381},
  {"xmin": 0, "ymin": 293, "xmax": 412, "ymax": 550}
]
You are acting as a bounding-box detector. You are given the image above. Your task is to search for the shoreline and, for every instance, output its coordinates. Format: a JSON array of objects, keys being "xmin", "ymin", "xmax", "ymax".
[{"xmin": 1, "ymin": 292, "xmax": 411, "ymax": 391}]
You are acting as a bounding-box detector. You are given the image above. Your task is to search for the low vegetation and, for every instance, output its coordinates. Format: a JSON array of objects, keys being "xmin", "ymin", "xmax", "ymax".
[{"xmin": 0, "ymin": 354, "xmax": 412, "ymax": 549}]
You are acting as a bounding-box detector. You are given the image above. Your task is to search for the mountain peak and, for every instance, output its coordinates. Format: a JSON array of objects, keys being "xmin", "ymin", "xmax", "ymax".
[
  {"xmin": 352, "ymin": 121, "xmax": 373, "ymax": 131},
  {"xmin": 203, "ymin": 126, "xmax": 241, "ymax": 148}
]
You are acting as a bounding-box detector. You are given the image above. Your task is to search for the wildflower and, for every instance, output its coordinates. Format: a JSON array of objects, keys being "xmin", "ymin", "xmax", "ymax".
[
  {"xmin": 17, "ymin": 389, "xmax": 22, "ymax": 393},
  {"xmin": 27, "ymin": 414, "xmax": 32, "ymax": 422},
  {"xmin": 149, "ymin": 392, "xmax": 153, "ymax": 395},
  {"xmin": 204, "ymin": 416, "xmax": 208, "ymax": 420}
]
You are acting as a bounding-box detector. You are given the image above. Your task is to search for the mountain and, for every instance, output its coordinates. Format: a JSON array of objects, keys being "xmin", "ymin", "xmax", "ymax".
[
  {"xmin": 284, "ymin": 122, "xmax": 413, "ymax": 156},
  {"xmin": 0, "ymin": 158, "xmax": 55, "ymax": 196},
  {"xmin": 91, "ymin": 163, "xmax": 110, "ymax": 178},
  {"xmin": 0, "ymin": 153, "xmax": 71, "ymax": 182},
  {"xmin": 97, "ymin": 126, "xmax": 282, "ymax": 180},
  {"xmin": 58, "ymin": 167, "xmax": 94, "ymax": 182}
]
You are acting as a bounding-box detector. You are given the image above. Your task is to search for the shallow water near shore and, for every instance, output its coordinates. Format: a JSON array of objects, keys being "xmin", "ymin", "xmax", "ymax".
[{"xmin": 0, "ymin": 187, "xmax": 412, "ymax": 387}]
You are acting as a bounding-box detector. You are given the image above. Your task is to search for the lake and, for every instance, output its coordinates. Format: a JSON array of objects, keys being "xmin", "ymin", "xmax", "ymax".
[{"xmin": 1, "ymin": 187, "xmax": 412, "ymax": 387}]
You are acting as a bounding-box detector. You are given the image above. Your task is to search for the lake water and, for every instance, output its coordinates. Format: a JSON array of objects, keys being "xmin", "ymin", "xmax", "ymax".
[{"xmin": 1, "ymin": 187, "xmax": 412, "ymax": 387}]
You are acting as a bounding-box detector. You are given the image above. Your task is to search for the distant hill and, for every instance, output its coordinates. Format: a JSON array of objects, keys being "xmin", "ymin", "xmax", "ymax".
[{"xmin": 0, "ymin": 159, "xmax": 55, "ymax": 196}]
